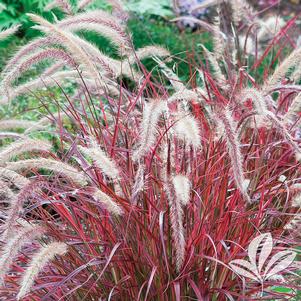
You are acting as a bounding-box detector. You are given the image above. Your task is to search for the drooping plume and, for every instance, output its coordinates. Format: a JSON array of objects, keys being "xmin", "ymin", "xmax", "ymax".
[
  {"xmin": 201, "ymin": 45, "xmax": 228, "ymax": 89},
  {"xmin": 265, "ymin": 47, "xmax": 301, "ymax": 91},
  {"xmin": 17, "ymin": 242, "xmax": 68, "ymax": 300},
  {"xmin": 27, "ymin": 14, "xmax": 102, "ymax": 84},
  {"xmin": 128, "ymin": 46, "xmax": 170, "ymax": 64},
  {"xmin": 2, "ymin": 48, "xmax": 76, "ymax": 101},
  {"xmin": 0, "ymin": 225, "xmax": 45, "ymax": 284},
  {"xmin": 0, "ymin": 168, "xmax": 30, "ymax": 189},
  {"xmin": 217, "ymin": 108, "xmax": 250, "ymax": 202},
  {"xmin": 133, "ymin": 99, "xmax": 167, "ymax": 160},
  {"xmin": 0, "ymin": 139, "xmax": 52, "ymax": 165},
  {"xmin": 6, "ymin": 158, "xmax": 88, "ymax": 186},
  {"xmin": 58, "ymin": 10, "xmax": 131, "ymax": 53},
  {"xmin": 0, "ymin": 24, "xmax": 20, "ymax": 41}
]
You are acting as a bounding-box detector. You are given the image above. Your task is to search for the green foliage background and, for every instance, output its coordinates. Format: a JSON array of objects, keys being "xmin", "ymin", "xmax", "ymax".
[
  {"xmin": 0, "ymin": 1, "xmax": 300, "ymax": 299},
  {"xmin": 0, "ymin": 0, "xmax": 209, "ymax": 72}
]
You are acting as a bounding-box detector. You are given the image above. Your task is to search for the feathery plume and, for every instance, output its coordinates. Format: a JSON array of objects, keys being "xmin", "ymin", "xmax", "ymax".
[
  {"xmin": 78, "ymin": 0, "xmax": 94, "ymax": 10},
  {"xmin": 133, "ymin": 99, "xmax": 167, "ymax": 160},
  {"xmin": 1, "ymin": 181, "xmax": 48, "ymax": 242},
  {"xmin": 201, "ymin": 45, "xmax": 228, "ymax": 89},
  {"xmin": 28, "ymin": 14, "xmax": 102, "ymax": 84},
  {"xmin": 172, "ymin": 174, "xmax": 191, "ymax": 206},
  {"xmin": 46, "ymin": 29, "xmax": 116, "ymax": 77},
  {"xmin": 0, "ymin": 225, "xmax": 45, "ymax": 284},
  {"xmin": 10, "ymin": 71, "xmax": 87, "ymax": 100},
  {"xmin": 58, "ymin": 10, "xmax": 130, "ymax": 52},
  {"xmin": 0, "ymin": 24, "xmax": 20, "ymax": 41},
  {"xmin": 128, "ymin": 46, "xmax": 170, "ymax": 64},
  {"xmin": 1, "ymin": 38, "xmax": 48, "ymax": 76},
  {"xmin": 218, "ymin": 108, "xmax": 250, "ymax": 202},
  {"xmin": 64, "ymin": 22, "xmax": 130, "ymax": 54},
  {"xmin": 166, "ymin": 181, "xmax": 185, "ymax": 272},
  {"xmin": 78, "ymin": 143, "xmax": 119, "ymax": 180},
  {"xmin": 0, "ymin": 168, "xmax": 30, "ymax": 189},
  {"xmin": 159, "ymin": 140, "xmax": 175, "ymax": 182},
  {"xmin": 168, "ymin": 89, "xmax": 199, "ymax": 103},
  {"xmin": 0, "ymin": 139, "xmax": 51, "ymax": 165},
  {"xmin": 17, "ymin": 242, "xmax": 68, "ymax": 300},
  {"xmin": 212, "ymin": 14, "xmax": 225, "ymax": 60},
  {"xmin": 2, "ymin": 9, "xmax": 128, "ymax": 78},
  {"xmin": 93, "ymin": 189, "xmax": 123, "ymax": 216},
  {"xmin": 2, "ymin": 48, "xmax": 76, "ymax": 100},
  {"xmin": 174, "ymin": 113, "xmax": 201, "ymax": 148},
  {"xmin": 283, "ymin": 93, "xmax": 301, "ymax": 125},
  {"xmin": 6, "ymin": 158, "xmax": 88, "ymax": 186},
  {"xmin": 265, "ymin": 47, "xmax": 301, "ymax": 91},
  {"xmin": 45, "ymin": 0, "xmax": 73, "ymax": 14}
]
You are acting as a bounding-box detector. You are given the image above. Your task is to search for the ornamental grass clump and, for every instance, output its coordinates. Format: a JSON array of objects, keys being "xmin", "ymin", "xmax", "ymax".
[{"xmin": 0, "ymin": 0, "xmax": 300, "ymax": 300}]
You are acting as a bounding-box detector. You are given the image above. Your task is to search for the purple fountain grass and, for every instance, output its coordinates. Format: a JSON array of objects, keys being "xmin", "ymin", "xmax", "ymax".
[{"xmin": 0, "ymin": 1, "xmax": 300, "ymax": 300}]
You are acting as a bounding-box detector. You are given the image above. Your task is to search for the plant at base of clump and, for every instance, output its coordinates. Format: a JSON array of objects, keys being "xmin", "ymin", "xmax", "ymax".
[{"xmin": 0, "ymin": 0, "xmax": 301, "ymax": 300}]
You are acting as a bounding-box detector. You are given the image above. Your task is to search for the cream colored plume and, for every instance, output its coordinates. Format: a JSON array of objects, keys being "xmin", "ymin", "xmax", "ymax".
[
  {"xmin": 6, "ymin": 158, "xmax": 88, "ymax": 186},
  {"xmin": 78, "ymin": 142, "xmax": 119, "ymax": 180},
  {"xmin": 0, "ymin": 225, "xmax": 45, "ymax": 285},
  {"xmin": 133, "ymin": 99, "xmax": 167, "ymax": 160},
  {"xmin": 172, "ymin": 174, "xmax": 191, "ymax": 206},
  {"xmin": 174, "ymin": 112, "xmax": 201, "ymax": 149},
  {"xmin": 17, "ymin": 242, "xmax": 68, "ymax": 300},
  {"xmin": 27, "ymin": 14, "xmax": 102, "ymax": 85},
  {"xmin": 0, "ymin": 139, "xmax": 51, "ymax": 165},
  {"xmin": 93, "ymin": 189, "xmax": 123, "ymax": 216},
  {"xmin": 0, "ymin": 24, "xmax": 20, "ymax": 41},
  {"xmin": 0, "ymin": 168, "xmax": 30, "ymax": 189}
]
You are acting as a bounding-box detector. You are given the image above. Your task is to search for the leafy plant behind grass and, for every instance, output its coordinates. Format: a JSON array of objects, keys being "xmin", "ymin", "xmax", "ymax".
[{"xmin": 0, "ymin": 0, "xmax": 300, "ymax": 300}]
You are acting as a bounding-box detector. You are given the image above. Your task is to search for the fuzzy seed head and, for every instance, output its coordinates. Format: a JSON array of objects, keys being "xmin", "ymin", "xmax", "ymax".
[
  {"xmin": 174, "ymin": 113, "xmax": 201, "ymax": 149},
  {"xmin": 17, "ymin": 242, "xmax": 68, "ymax": 300},
  {"xmin": 93, "ymin": 189, "xmax": 123, "ymax": 215},
  {"xmin": 172, "ymin": 174, "xmax": 191, "ymax": 206}
]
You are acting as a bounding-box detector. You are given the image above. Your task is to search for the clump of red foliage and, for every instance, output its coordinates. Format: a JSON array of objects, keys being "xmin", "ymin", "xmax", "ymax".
[{"xmin": 1, "ymin": 5, "xmax": 301, "ymax": 301}]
